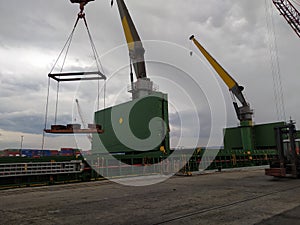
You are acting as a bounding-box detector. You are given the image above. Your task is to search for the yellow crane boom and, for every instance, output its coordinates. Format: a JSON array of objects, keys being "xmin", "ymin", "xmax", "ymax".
[
  {"xmin": 189, "ymin": 35, "xmax": 253, "ymax": 125},
  {"xmin": 116, "ymin": 0, "xmax": 147, "ymax": 79}
]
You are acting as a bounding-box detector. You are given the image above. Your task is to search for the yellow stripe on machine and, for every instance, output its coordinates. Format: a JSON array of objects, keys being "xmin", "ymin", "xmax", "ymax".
[{"xmin": 122, "ymin": 16, "xmax": 135, "ymax": 50}]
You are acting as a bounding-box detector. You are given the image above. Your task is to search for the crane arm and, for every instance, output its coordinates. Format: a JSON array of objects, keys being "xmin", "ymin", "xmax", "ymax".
[
  {"xmin": 189, "ymin": 35, "xmax": 252, "ymax": 123},
  {"xmin": 272, "ymin": 0, "xmax": 300, "ymax": 38},
  {"xmin": 189, "ymin": 35, "xmax": 247, "ymax": 106},
  {"xmin": 116, "ymin": 0, "xmax": 147, "ymax": 79}
]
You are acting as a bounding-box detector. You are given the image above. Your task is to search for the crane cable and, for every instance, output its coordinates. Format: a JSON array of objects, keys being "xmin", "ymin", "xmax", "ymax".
[
  {"xmin": 264, "ymin": 0, "xmax": 287, "ymax": 122},
  {"xmin": 47, "ymin": 14, "xmax": 83, "ymax": 127},
  {"xmin": 42, "ymin": 9, "xmax": 106, "ymax": 149},
  {"xmin": 82, "ymin": 14, "xmax": 106, "ymax": 109},
  {"xmin": 42, "ymin": 16, "xmax": 78, "ymax": 149}
]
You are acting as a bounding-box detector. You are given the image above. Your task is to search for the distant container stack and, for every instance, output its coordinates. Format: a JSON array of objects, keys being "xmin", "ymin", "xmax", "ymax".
[
  {"xmin": 2, "ymin": 149, "xmax": 20, "ymax": 157},
  {"xmin": 0, "ymin": 148, "xmax": 80, "ymax": 158},
  {"xmin": 60, "ymin": 148, "xmax": 81, "ymax": 157}
]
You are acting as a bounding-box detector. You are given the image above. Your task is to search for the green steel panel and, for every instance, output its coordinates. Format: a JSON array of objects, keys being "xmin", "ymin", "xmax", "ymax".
[
  {"xmin": 223, "ymin": 127, "xmax": 243, "ymax": 150},
  {"xmin": 241, "ymin": 126, "xmax": 254, "ymax": 151},
  {"xmin": 92, "ymin": 93, "xmax": 170, "ymax": 155},
  {"xmin": 254, "ymin": 121, "xmax": 285, "ymax": 149}
]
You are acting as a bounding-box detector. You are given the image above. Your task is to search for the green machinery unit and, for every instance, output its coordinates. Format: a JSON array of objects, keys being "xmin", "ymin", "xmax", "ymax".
[
  {"xmin": 92, "ymin": 92, "xmax": 170, "ymax": 157},
  {"xmin": 222, "ymin": 121, "xmax": 286, "ymax": 167},
  {"xmin": 224, "ymin": 121, "xmax": 285, "ymax": 152}
]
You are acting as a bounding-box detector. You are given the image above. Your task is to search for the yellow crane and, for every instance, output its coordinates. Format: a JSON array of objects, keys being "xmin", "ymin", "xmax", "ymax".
[
  {"xmin": 115, "ymin": 0, "xmax": 146, "ymax": 80},
  {"xmin": 114, "ymin": 0, "xmax": 155, "ymax": 100},
  {"xmin": 190, "ymin": 35, "xmax": 254, "ymax": 153},
  {"xmin": 189, "ymin": 35, "xmax": 253, "ymax": 126}
]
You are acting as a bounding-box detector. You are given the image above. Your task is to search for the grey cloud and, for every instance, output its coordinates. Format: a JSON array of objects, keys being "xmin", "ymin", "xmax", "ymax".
[
  {"xmin": 0, "ymin": 74, "xmax": 44, "ymax": 95},
  {"xmin": 0, "ymin": 0, "xmax": 299, "ymax": 149},
  {"xmin": 0, "ymin": 112, "xmax": 72, "ymax": 134},
  {"xmin": 170, "ymin": 109, "xmax": 211, "ymax": 138},
  {"xmin": 0, "ymin": 113, "xmax": 44, "ymax": 134}
]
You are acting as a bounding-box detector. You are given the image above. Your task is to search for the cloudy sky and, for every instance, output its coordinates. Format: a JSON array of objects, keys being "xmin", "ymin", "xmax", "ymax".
[{"xmin": 0, "ymin": 0, "xmax": 299, "ymax": 150}]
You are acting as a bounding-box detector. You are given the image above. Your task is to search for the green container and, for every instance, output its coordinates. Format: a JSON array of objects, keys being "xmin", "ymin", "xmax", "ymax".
[{"xmin": 92, "ymin": 93, "xmax": 170, "ymax": 155}]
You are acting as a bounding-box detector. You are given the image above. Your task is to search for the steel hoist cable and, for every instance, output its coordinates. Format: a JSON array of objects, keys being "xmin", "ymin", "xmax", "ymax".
[
  {"xmin": 42, "ymin": 5, "xmax": 107, "ymax": 148},
  {"xmin": 46, "ymin": 13, "xmax": 83, "ymax": 128},
  {"xmin": 42, "ymin": 13, "xmax": 82, "ymax": 149},
  {"xmin": 81, "ymin": 13, "xmax": 106, "ymax": 109}
]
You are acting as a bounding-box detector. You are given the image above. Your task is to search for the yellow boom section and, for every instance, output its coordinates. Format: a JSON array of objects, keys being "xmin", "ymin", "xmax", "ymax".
[
  {"xmin": 116, "ymin": 0, "xmax": 146, "ymax": 79},
  {"xmin": 121, "ymin": 16, "xmax": 135, "ymax": 50},
  {"xmin": 190, "ymin": 35, "xmax": 236, "ymax": 90},
  {"xmin": 190, "ymin": 35, "xmax": 253, "ymax": 123}
]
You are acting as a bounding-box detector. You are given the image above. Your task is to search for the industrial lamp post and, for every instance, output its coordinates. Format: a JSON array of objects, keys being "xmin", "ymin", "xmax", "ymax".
[{"xmin": 20, "ymin": 135, "xmax": 24, "ymax": 150}]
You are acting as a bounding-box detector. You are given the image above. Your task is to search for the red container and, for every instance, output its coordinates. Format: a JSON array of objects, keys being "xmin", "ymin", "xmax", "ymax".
[
  {"xmin": 61, "ymin": 148, "xmax": 75, "ymax": 151},
  {"xmin": 50, "ymin": 150, "xmax": 59, "ymax": 156},
  {"xmin": 8, "ymin": 152, "xmax": 21, "ymax": 157},
  {"xmin": 0, "ymin": 151, "xmax": 8, "ymax": 157},
  {"xmin": 4, "ymin": 149, "xmax": 20, "ymax": 155}
]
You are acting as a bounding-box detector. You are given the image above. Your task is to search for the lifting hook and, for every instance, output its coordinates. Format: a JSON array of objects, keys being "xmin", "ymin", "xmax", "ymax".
[{"xmin": 70, "ymin": 0, "xmax": 95, "ymax": 13}]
